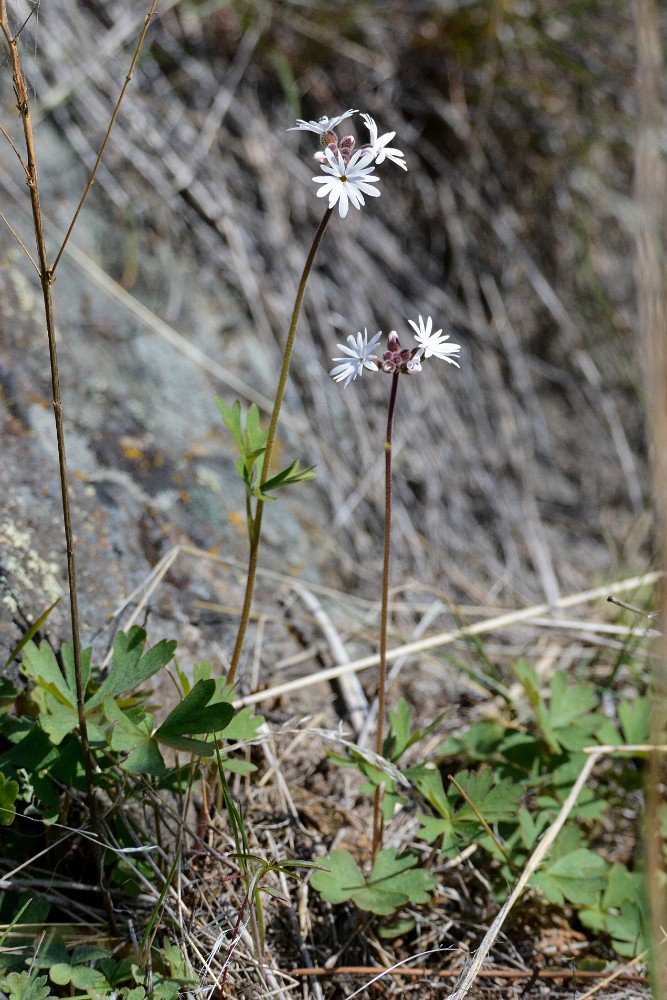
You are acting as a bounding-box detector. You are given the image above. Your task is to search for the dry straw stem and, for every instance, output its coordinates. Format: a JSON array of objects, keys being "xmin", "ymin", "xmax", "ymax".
[
  {"xmin": 634, "ymin": 0, "xmax": 667, "ymax": 995},
  {"xmin": 446, "ymin": 743, "xmax": 665, "ymax": 1000},
  {"xmin": 108, "ymin": 544, "xmax": 659, "ymax": 699},
  {"xmin": 0, "ymin": 0, "xmax": 161, "ymax": 931},
  {"xmin": 234, "ymin": 570, "xmax": 661, "ymax": 708},
  {"xmin": 288, "ymin": 966, "xmax": 649, "ymax": 987},
  {"xmin": 289, "ymin": 582, "xmax": 368, "ymax": 737},
  {"xmin": 50, "ymin": 0, "xmax": 159, "ymax": 275}
]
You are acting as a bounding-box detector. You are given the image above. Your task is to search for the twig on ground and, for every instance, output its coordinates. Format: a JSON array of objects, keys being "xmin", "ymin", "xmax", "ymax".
[
  {"xmin": 290, "ymin": 581, "xmax": 369, "ymax": 738},
  {"xmin": 235, "ymin": 572, "xmax": 662, "ymax": 708}
]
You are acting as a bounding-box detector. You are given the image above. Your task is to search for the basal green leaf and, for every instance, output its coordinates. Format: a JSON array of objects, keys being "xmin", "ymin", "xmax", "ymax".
[
  {"xmin": 311, "ymin": 849, "xmax": 434, "ymax": 915},
  {"xmin": 155, "ymin": 679, "xmax": 234, "ymax": 740},
  {"xmin": 549, "ymin": 672, "xmax": 597, "ymax": 730},
  {"xmin": 511, "ymin": 659, "xmax": 558, "ymax": 753},
  {"xmin": 47, "ymin": 965, "xmax": 73, "ymax": 987},
  {"xmin": 351, "ymin": 885, "xmax": 406, "ymax": 915},
  {"xmin": 221, "ymin": 705, "xmax": 264, "ymax": 741},
  {"xmin": 218, "ymin": 756, "xmax": 257, "ymax": 775},
  {"xmin": 517, "ymin": 807, "xmax": 550, "ymax": 850},
  {"xmin": 0, "ymin": 771, "xmax": 19, "ymax": 826},
  {"xmin": 0, "ymin": 725, "xmax": 55, "ymax": 772},
  {"xmin": 450, "ymin": 767, "xmax": 523, "ymax": 825},
  {"xmin": 417, "ymin": 813, "xmax": 456, "ymax": 846},
  {"xmin": 310, "ymin": 849, "xmax": 364, "ymax": 904},
  {"xmin": 601, "ymin": 863, "xmax": 644, "ymax": 911},
  {"xmin": 148, "ymin": 977, "xmax": 180, "ymax": 1000},
  {"xmin": 1, "ymin": 973, "xmax": 51, "ymax": 1000},
  {"xmin": 39, "ymin": 695, "xmax": 80, "ymax": 746},
  {"xmin": 437, "ymin": 721, "xmax": 506, "ymax": 759},
  {"xmin": 87, "ymin": 629, "xmax": 176, "ymax": 709},
  {"xmin": 580, "ymin": 864, "xmax": 647, "ymax": 958},
  {"xmin": 606, "ymin": 900, "xmax": 646, "ymax": 956},
  {"xmin": 618, "ymin": 697, "xmax": 650, "ymax": 745},
  {"xmin": 69, "ymin": 946, "xmax": 111, "ymax": 966},
  {"xmin": 368, "ymin": 849, "xmax": 435, "ymax": 906},
  {"xmin": 21, "ymin": 642, "xmax": 72, "ymax": 705},
  {"xmin": 378, "ymin": 917, "xmax": 416, "ymax": 939},
  {"xmin": 123, "ymin": 740, "xmax": 167, "ymax": 775},
  {"xmin": 385, "ymin": 699, "xmax": 412, "ymax": 760},
  {"xmin": 409, "ymin": 762, "xmax": 451, "ymax": 818},
  {"xmin": 154, "ymin": 734, "xmax": 215, "ymax": 756},
  {"xmin": 105, "ymin": 698, "xmax": 165, "ymax": 776},
  {"xmin": 532, "ymin": 847, "xmax": 607, "ymax": 906}
]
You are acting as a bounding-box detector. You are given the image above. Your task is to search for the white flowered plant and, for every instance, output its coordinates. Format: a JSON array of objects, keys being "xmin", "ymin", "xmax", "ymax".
[
  {"xmin": 329, "ymin": 318, "xmax": 461, "ymax": 386},
  {"xmin": 327, "ymin": 313, "xmax": 460, "ymax": 855},
  {"xmin": 312, "ymin": 147, "xmax": 380, "ymax": 219},
  {"xmin": 330, "ymin": 328, "xmax": 383, "ymax": 387},
  {"xmin": 408, "ymin": 315, "xmax": 461, "ymax": 365},
  {"xmin": 289, "ymin": 108, "xmax": 407, "ymax": 218},
  {"xmin": 360, "ymin": 113, "xmax": 407, "ymax": 170},
  {"xmin": 287, "ymin": 109, "xmax": 358, "ymax": 135}
]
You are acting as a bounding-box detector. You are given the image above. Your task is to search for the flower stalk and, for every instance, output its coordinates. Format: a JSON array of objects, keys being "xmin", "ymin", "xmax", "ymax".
[
  {"xmin": 372, "ymin": 370, "xmax": 400, "ymax": 856},
  {"xmin": 328, "ymin": 318, "xmax": 460, "ymax": 857},
  {"xmin": 227, "ymin": 206, "xmax": 334, "ymax": 684}
]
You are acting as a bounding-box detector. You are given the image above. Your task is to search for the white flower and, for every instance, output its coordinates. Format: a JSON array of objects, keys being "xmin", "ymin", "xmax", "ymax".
[
  {"xmin": 288, "ymin": 109, "xmax": 358, "ymax": 134},
  {"xmin": 361, "ymin": 113, "xmax": 407, "ymax": 170},
  {"xmin": 312, "ymin": 147, "xmax": 381, "ymax": 218},
  {"xmin": 408, "ymin": 315, "xmax": 461, "ymax": 366},
  {"xmin": 330, "ymin": 328, "xmax": 383, "ymax": 388},
  {"xmin": 405, "ymin": 348, "xmax": 424, "ymax": 374}
]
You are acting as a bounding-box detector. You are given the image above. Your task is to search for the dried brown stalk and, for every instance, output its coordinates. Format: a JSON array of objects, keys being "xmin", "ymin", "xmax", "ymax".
[
  {"xmin": 634, "ymin": 1, "xmax": 667, "ymax": 995},
  {"xmin": 0, "ymin": 0, "xmax": 159, "ymax": 930}
]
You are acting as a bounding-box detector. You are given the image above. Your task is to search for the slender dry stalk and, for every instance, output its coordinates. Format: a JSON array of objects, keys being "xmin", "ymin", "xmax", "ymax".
[
  {"xmin": 51, "ymin": 2, "xmax": 159, "ymax": 275},
  {"xmin": 634, "ymin": 1, "xmax": 667, "ymax": 995},
  {"xmin": 0, "ymin": 0, "xmax": 159, "ymax": 931},
  {"xmin": 0, "ymin": 0, "xmax": 97, "ymax": 865}
]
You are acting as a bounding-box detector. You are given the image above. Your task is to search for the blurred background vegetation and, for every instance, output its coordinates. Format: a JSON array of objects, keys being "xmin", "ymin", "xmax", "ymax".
[{"xmin": 0, "ymin": 0, "xmax": 652, "ymax": 664}]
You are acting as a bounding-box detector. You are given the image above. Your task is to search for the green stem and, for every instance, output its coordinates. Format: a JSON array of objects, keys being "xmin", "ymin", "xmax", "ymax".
[
  {"xmin": 227, "ymin": 206, "xmax": 334, "ymax": 684},
  {"xmin": 372, "ymin": 371, "xmax": 400, "ymax": 857}
]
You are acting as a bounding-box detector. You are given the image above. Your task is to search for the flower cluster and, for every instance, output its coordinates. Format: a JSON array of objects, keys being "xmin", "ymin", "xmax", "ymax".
[
  {"xmin": 289, "ymin": 109, "xmax": 406, "ymax": 218},
  {"xmin": 329, "ymin": 317, "xmax": 460, "ymax": 388}
]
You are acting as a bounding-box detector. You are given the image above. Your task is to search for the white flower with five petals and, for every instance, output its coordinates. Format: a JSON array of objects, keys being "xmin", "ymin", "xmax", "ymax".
[
  {"xmin": 312, "ymin": 147, "xmax": 381, "ymax": 218},
  {"xmin": 288, "ymin": 109, "xmax": 358, "ymax": 134},
  {"xmin": 330, "ymin": 329, "xmax": 383, "ymax": 387},
  {"xmin": 408, "ymin": 315, "xmax": 461, "ymax": 366},
  {"xmin": 361, "ymin": 113, "xmax": 407, "ymax": 170}
]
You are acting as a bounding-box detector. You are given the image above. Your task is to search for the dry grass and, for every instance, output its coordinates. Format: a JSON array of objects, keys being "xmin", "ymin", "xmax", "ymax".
[{"xmin": 4, "ymin": 0, "xmax": 648, "ymax": 603}]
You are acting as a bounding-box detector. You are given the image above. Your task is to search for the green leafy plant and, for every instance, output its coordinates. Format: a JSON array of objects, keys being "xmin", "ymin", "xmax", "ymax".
[
  {"xmin": 216, "ymin": 398, "xmax": 315, "ymax": 504},
  {"xmin": 0, "ymin": 934, "xmax": 196, "ymax": 1000},
  {"xmin": 0, "ymin": 628, "xmax": 269, "ymax": 936},
  {"xmin": 310, "ymin": 848, "xmax": 435, "ymax": 915},
  {"xmin": 318, "ymin": 661, "xmax": 656, "ymax": 958},
  {"xmin": 579, "ymin": 863, "xmax": 648, "ymax": 956}
]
